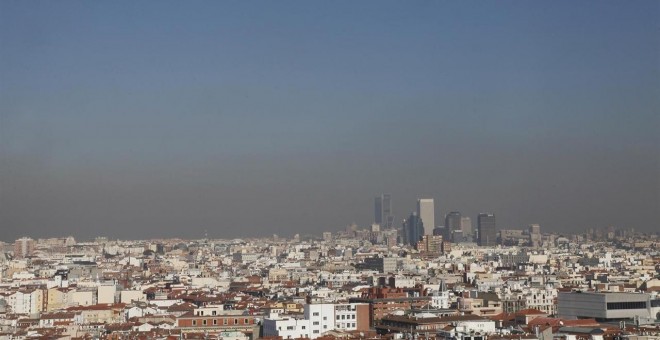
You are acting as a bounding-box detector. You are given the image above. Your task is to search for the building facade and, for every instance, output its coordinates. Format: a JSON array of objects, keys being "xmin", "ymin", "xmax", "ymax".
[
  {"xmin": 477, "ymin": 213, "xmax": 497, "ymax": 247},
  {"xmin": 263, "ymin": 303, "xmax": 370, "ymax": 339},
  {"xmin": 402, "ymin": 212, "xmax": 424, "ymax": 246},
  {"xmin": 417, "ymin": 198, "xmax": 435, "ymax": 236},
  {"xmin": 14, "ymin": 237, "xmax": 35, "ymax": 259},
  {"xmin": 375, "ymin": 194, "xmax": 394, "ymax": 228},
  {"xmin": 445, "ymin": 211, "xmax": 462, "ymax": 242},
  {"xmin": 557, "ymin": 291, "xmax": 656, "ymax": 322}
]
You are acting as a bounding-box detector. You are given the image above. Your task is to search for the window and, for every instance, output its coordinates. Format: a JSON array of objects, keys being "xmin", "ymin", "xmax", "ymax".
[
  {"xmin": 212, "ymin": 311, "xmax": 217, "ymax": 316},
  {"xmin": 213, "ymin": 319, "xmax": 217, "ymax": 325},
  {"xmin": 234, "ymin": 318, "xmax": 238, "ymax": 324},
  {"xmin": 287, "ymin": 326, "xmax": 294, "ymax": 330},
  {"xmin": 313, "ymin": 330, "xmax": 319, "ymax": 334},
  {"xmin": 302, "ymin": 326, "xmax": 306, "ymax": 329},
  {"xmin": 352, "ymin": 315, "xmax": 355, "ymax": 319},
  {"xmin": 203, "ymin": 320, "xmax": 207, "ymax": 325},
  {"xmin": 341, "ymin": 315, "xmax": 345, "ymax": 320},
  {"xmin": 192, "ymin": 320, "xmax": 197, "ymax": 326},
  {"xmin": 607, "ymin": 302, "xmax": 646, "ymax": 310},
  {"xmin": 223, "ymin": 319, "xmax": 228, "ymax": 325},
  {"xmin": 352, "ymin": 323, "xmax": 356, "ymax": 327},
  {"xmin": 323, "ymin": 325, "xmax": 327, "ymax": 329},
  {"xmin": 313, "ymin": 321, "xmax": 319, "ymax": 325},
  {"xmin": 323, "ymin": 316, "xmax": 327, "ymax": 320},
  {"xmin": 336, "ymin": 316, "xmax": 340, "ymax": 320},
  {"xmin": 245, "ymin": 318, "xmax": 249, "ymax": 324}
]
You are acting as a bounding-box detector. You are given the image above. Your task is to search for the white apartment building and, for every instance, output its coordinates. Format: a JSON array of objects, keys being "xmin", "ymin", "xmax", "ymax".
[
  {"xmin": 1, "ymin": 289, "xmax": 44, "ymax": 315},
  {"xmin": 438, "ymin": 317, "xmax": 497, "ymax": 339},
  {"xmin": 263, "ymin": 303, "xmax": 369, "ymax": 339}
]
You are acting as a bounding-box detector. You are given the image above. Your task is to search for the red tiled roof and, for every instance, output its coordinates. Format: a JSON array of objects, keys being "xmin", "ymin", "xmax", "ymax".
[{"xmin": 515, "ymin": 309, "xmax": 547, "ymax": 316}]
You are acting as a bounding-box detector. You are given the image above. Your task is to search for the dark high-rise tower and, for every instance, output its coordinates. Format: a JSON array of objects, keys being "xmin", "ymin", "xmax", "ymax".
[
  {"xmin": 374, "ymin": 194, "xmax": 394, "ymax": 228},
  {"xmin": 402, "ymin": 212, "xmax": 424, "ymax": 246},
  {"xmin": 445, "ymin": 211, "xmax": 462, "ymax": 242},
  {"xmin": 477, "ymin": 213, "xmax": 497, "ymax": 246},
  {"xmin": 445, "ymin": 212, "xmax": 462, "ymax": 231},
  {"xmin": 375, "ymin": 196, "xmax": 382, "ymax": 225}
]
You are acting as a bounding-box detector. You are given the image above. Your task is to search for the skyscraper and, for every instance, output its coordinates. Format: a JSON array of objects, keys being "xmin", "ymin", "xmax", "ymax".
[
  {"xmin": 445, "ymin": 211, "xmax": 462, "ymax": 242},
  {"xmin": 402, "ymin": 212, "xmax": 424, "ymax": 245},
  {"xmin": 417, "ymin": 198, "xmax": 435, "ymax": 235},
  {"xmin": 445, "ymin": 212, "xmax": 462, "ymax": 231},
  {"xmin": 374, "ymin": 194, "xmax": 394, "ymax": 228},
  {"xmin": 477, "ymin": 213, "xmax": 497, "ymax": 246},
  {"xmin": 375, "ymin": 196, "xmax": 382, "ymax": 225},
  {"xmin": 528, "ymin": 224, "xmax": 541, "ymax": 248},
  {"xmin": 461, "ymin": 217, "xmax": 473, "ymax": 238}
]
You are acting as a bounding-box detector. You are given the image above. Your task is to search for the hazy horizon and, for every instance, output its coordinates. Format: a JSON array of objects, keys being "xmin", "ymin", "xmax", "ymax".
[{"xmin": 1, "ymin": 1, "xmax": 658, "ymax": 241}]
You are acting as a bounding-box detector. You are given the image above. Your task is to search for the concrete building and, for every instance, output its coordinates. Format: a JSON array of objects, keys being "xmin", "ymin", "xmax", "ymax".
[
  {"xmin": 461, "ymin": 217, "xmax": 473, "ymax": 239},
  {"xmin": 359, "ymin": 257, "xmax": 398, "ymax": 273},
  {"xmin": 176, "ymin": 308, "xmax": 259, "ymax": 336},
  {"xmin": 502, "ymin": 286, "xmax": 557, "ymax": 315},
  {"xmin": 14, "ymin": 237, "xmax": 35, "ymax": 259},
  {"xmin": 558, "ymin": 291, "xmax": 655, "ymax": 322},
  {"xmin": 375, "ymin": 194, "xmax": 394, "ymax": 228},
  {"xmin": 428, "ymin": 281, "xmax": 451, "ymax": 309},
  {"xmin": 416, "ymin": 235, "xmax": 446, "ymax": 257},
  {"xmin": 445, "ymin": 211, "xmax": 462, "ymax": 241},
  {"xmin": 376, "ymin": 314, "xmax": 495, "ymax": 338},
  {"xmin": 97, "ymin": 284, "xmax": 117, "ymax": 304},
  {"xmin": 477, "ymin": 213, "xmax": 496, "ymax": 246},
  {"xmin": 69, "ymin": 289, "xmax": 95, "ymax": 307},
  {"xmin": 349, "ymin": 287, "xmax": 431, "ymax": 326},
  {"xmin": 529, "ymin": 224, "xmax": 542, "ymax": 248},
  {"xmin": 47, "ymin": 287, "xmax": 71, "ymax": 311},
  {"xmin": 417, "ymin": 198, "xmax": 435, "ymax": 235},
  {"xmin": 402, "ymin": 212, "xmax": 424, "ymax": 246},
  {"xmin": 2, "ymin": 288, "xmax": 44, "ymax": 315},
  {"xmin": 263, "ymin": 303, "xmax": 370, "ymax": 339}
]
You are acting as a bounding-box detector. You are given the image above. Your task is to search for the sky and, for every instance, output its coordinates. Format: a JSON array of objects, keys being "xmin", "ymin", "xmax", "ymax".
[{"xmin": 1, "ymin": 1, "xmax": 658, "ymax": 241}]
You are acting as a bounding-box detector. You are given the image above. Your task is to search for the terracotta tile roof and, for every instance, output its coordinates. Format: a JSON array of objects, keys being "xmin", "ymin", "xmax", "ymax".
[
  {"xmin": 515, "ymin": 308, "xmax": 547, "ymax": 316},
  {"xmin": 489, "ymin": 312, "xmax": 514, "ymax": 321}
]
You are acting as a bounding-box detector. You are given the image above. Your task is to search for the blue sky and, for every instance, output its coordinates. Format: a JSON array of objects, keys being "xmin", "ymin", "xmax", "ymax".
[{"xmin": 1, "ymin": 1, "xmax": 658, "ymax": 240}]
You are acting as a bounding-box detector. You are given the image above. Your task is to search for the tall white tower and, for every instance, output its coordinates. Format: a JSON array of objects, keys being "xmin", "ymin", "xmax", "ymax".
[{"xmin": 417, "ymin": 198, "xmax": 435, "ymax": 235}]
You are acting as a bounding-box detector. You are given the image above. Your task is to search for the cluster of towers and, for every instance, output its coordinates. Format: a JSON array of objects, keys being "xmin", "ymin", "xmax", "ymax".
[{"xmin": 373, "ymin": 194, "xmax": 498, "ymax": 247}]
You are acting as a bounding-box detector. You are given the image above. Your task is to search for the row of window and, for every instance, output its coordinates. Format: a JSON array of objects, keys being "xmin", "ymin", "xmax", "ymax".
[
  {"xmin": 191, "ymin": 318, "xmax": 250, "ymax": 326},
  {"xmin": 280, "ymin": 324, "xmax": 329, "ymax": 330},
  {"xmin": 606, "ymin": 301, "xmax": 646, "ymax": 310},
  {"xmin": 279, "ymin": 325, "xmax": 306, "ymax": 331},
  {"xmin": 337, "ymin": 323, "xmax": 356, "ymax": 328},
  {"xmin": 336, "ymin": 314, "xmax": 356, "ymax": 320}
]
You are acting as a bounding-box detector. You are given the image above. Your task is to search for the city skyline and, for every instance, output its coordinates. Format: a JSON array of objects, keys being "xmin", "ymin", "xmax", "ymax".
[{"xmin": 1, "ymin": 1, "xmax": 658, "ymax": 240}]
